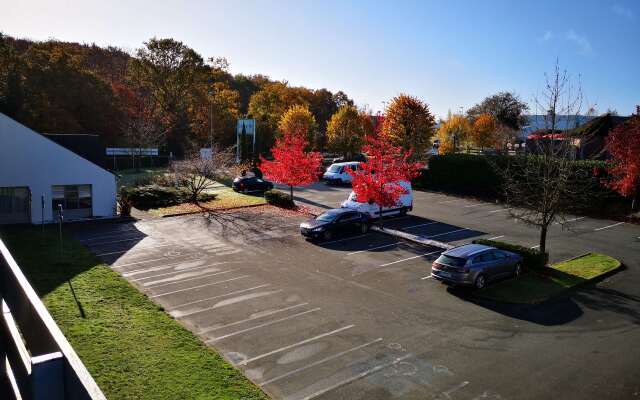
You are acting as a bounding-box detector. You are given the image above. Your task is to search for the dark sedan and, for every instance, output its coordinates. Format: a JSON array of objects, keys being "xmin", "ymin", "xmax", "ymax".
[
  {"xmin": 431, "ymin": 244, "xmax": 523, "ymax": 289},
  {"xmin": 232, "ymin": 176, "xmax": 274, "ymax": 193},
  {"xmin": 300, "ymin": 208, "xmax": 370, "ymax": 241}
]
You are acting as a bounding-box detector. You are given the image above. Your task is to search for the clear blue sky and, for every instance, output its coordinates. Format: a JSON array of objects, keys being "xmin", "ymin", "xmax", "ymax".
[{"xmin": 2, "ymin": 0, "xmax": 639, "ymax": 118}]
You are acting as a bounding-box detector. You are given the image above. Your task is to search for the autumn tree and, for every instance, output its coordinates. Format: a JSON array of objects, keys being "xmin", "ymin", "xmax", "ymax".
[
  {"xmin": 381, "ymin": 94, "xmax": 436, "ymax": 158},
  {"xmin": 277, "ymin": 104, "xmax": 317, "ymax": 145},
  {"xmin": 348, "ymin": 136, "xmax": 422, "ymax": 226},
  {"xmin": 326, "ymin": 106, "xmax": 373, "ymax": 159},
  {"xmin": 605, "ymin": 110, "xmax": 640, "ymax": 210},
  {"xmin": 172, "ymin": 147, "xmax": 235, "ymax": 203},
  {"xmin": 260, "ymin": 130, "xmax": 322, "ymax": 201},
  {"xmin": 467, "ymin": 91, "xmax": 529, "ymax": 130},
  {"xmin": 470, "ymin": 113, "xmax": 498, "ymax": 150},
  {"xmin": 437, "ymin": 112, "xmax": 472, "ymax": 154}
]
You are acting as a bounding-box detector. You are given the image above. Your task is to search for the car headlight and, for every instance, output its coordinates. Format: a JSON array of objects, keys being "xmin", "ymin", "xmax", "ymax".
[{"xmin": 312, "ymin": 227, "xmax": 324, "ymax": 232}]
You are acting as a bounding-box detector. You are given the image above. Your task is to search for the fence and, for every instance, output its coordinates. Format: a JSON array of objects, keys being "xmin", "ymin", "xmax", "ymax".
[{"xmin": 0, "ymin": 239, "xmax": 106, "ymax": 400}]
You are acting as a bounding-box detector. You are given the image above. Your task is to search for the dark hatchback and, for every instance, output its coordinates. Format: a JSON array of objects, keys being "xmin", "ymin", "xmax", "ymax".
[
  {"xmin": 232, "ymin": 176, "xmax": 274, "ymax": 193},
  {"xmin": 300, "ymin": 208, "xmax": 370, "ymax": 241}
]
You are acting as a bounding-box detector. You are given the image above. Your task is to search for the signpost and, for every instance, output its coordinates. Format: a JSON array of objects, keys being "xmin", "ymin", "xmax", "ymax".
[{"xmin": 236, "ymin": 119, "xmax": 256, "ymax": 162}]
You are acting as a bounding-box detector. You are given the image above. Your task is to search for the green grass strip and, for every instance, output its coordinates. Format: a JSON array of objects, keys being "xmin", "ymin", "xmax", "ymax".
[{"xmin": 0, "ymin": 226, "xmax": 268, "ymax": 400}]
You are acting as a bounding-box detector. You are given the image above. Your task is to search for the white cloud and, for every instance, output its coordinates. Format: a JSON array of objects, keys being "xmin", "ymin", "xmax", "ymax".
[
  {"xmin": 542, "ymin": 31, "xmax": 552, "ymax": 41},
  {"xmin": 612, "ymin": 4, "xmax": 635, "ymax": 19},
  {"xmin": 566, "ymin": 30, "xmax": 593, "ymax": 56}
]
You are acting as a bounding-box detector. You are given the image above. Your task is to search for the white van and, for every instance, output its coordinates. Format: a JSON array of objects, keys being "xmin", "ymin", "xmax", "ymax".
[
  {"xmin": 341, "ymin": 180, "xmax": 413, "ymax": 218},
  {"xmin": 322, "ymin": 162, "xmax": 361, "ymax": 185}
]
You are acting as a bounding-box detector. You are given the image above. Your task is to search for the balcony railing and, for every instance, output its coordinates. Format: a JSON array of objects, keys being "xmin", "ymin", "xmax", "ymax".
[{"xmin": 0, "ymin": 238, "xmax": 106, "ymax": 400}]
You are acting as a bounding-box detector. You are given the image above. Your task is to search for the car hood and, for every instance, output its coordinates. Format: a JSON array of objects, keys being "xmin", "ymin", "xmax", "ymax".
[{"xmin": 300, "ymin": 220, "xmax": 329, "ymax": 229}]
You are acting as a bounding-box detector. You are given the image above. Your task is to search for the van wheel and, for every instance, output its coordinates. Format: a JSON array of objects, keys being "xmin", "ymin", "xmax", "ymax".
[
  {"xmin": 399, "ymin": 207, "xmax": 408, "ymax": 216},
  {"xmin": 474, "ymin": 274, "xmax": 487, "ymax": 290}
]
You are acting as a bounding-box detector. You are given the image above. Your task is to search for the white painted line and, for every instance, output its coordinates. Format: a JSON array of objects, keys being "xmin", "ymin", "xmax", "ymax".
[
  {"xmin": 323, "ymin": 234, "xmax": 369, "ymax": 245},
  {"xmin": 488, "ymin": 208, "xmax": 512, "ymax": 213},
  {"xmin": 149, "ymin": 275, "xmax": 249, "ymax": 298},
  {"xmin": 487, "ymin": 235, "xmax": 505, "ymax": 240},
  {"xmin": 555, "ymin": 217, "xmax": 585, "ymax": 225},
  {"xmin": 297, "ymin": 353, "xmax": 413, "ymax": 400},
  {"xmin": 87, "ymin": 237, "xmax": 154, "ymax": 246},
  {"xmin": 238, "ymin": 325, "xmax": 355, "ymax": 366},
  {"xmin": 442, "ymin": 381, "xmax": 470, "ymax": 398},
  {"xmin": 403, "ymin": 221, "xmax": 439, "ymax": 230},
  {"xmin": 346, "ymin": 242, "xmax": 399, "ymax": 256},
  {"xmin": 199, "ymin": 302, "xmax": 308, "ymax": 333},
  {"xmin": 172, "ymin": 290, "xmax": 283, "ymax": 318},
  {"xmin": 131, "ymin": 263, "xmax": 223, "ymax": 281},
  {"xmin": 79, "ymin": 231, "xmax": 141, "ymax": 242},
  {"xmin": 208, "ymin": 308, "xmax": 321, "ymax": 342},
  {"xmin": 464, "ymin": 203, "xmax": 485, "ymax": 208},
  {"xmin": 96, "ymin": 243, "xmax": 173, "ymax": 256},
  {"xmin": 175, "ymin": 284, "xmax": 271, "ymax": 309},
  {"xmin": 379, "ymin": 250, "xmax": 441, "ymax": 267},
  {"xmin": 123, "ymin": 259, "xmax": 221, "ymax": 277},
  {"xmin": 144, "ymin": 270, "xmax": 235, "ymax": 288},
  {"xmin": 113, "ymin": 254, "xmax": 196, "ymax": 269},
  {"xmin": 259, "ymin": 338, "xmax": 383, "ymax": 386},
  {"xmin": 530, "ymin": 245, "xmax": 540, "ymax": 249},
  {"xmin": 421, "ymin": 274, "xmax": 432, "ymax": 280},
  {"xmin": 425, "ymin": 228, "xmax": 468, "ymax": 239},
  {"xmin": 594, "ymin": 222, "xmax": 624, "ymax": 231},
  {"xmin": 438, "ymin": 199, "xmax": 463, "ymax": 204}
]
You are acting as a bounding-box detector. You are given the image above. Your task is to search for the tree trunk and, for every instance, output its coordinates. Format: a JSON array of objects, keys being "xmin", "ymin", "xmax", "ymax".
[
  {"xmin": 289, "ymin": 185, "xmax": 294, "ymax": 201},
  {"xmin": 539, "ymin": 225, "xmax": 548, "ymax": 259}
]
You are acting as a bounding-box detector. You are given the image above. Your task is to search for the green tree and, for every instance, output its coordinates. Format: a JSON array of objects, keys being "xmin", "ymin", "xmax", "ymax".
[
  {"xmin": 381, "ymin": 94, "xmax": 436, "ymax": 157},
  {"xmin": 467, "ymin": 91, "xmax": 529, "ymax": 131},
  {"xmin": 326, "ymin": 106, "xmax": 372, "ymax": 159}
]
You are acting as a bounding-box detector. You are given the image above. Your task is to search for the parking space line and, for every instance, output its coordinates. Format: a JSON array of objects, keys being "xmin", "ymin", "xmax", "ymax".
[
  {"xmin": 297, "ymin": 353, "xmax": 413, "ymax": 400},
  {"xmin": 346, "ymin": 242, "xmax": 399, "ymax": 256},
  {"xmin": 131, "ymin": 263, "xmax": 223, "ymax": 281},
  {"xmin": 79, "ymin": 231, "xmax": 142, "ymax": 242},
  {"xmin": 208, "ymin": 308, "xmax": 322, "ymax": 342},
  {"xmin": 555, "ymin": 217, "xmax": 585, "ymax": 225},
  {"xmin": 594, "ymin": 222, "xmax": 624, "ymax": 231},
  {"xmin": 323, "ymin": 234, "xmax": 369, "ymax": 245},
  {"xmin": 530, "ymin": 244, "xmax": 540, "ymax": 249},
  {"xmin": 175, "ymin": 284, "xmax": 271, "ymax": 309},
  {"xmin": 488, "ymin": 208, "xmax": 512, "ymax": 213},
  {"xmin": 438, "ymin": 199, "xmax": 463, "ymax": 204},
  {"xmin": 403, "ymin": 222, "xmax": 439, "ymax": 230},
  {"xmin": 199, "ymin": 302, "xmax": 308, "ymax": 333},
  {"xmin": 238, "ymin": 325, "xmax": 355, "ymax": 366},
  {"xmin": 421, "ymin": 274, "xmax": 432, "ymax": 280},
  {"xmin": 143, "ymin": 270, "xmax": 235, "ymax": 288},
  {"xmin": 259, "ymin": 337, "xmax": 383, "ymax": 386},
  {"xmin": 487, "ymin": 235, "xmax": 504, "ymax": 240},
  {"xmin": 96, "ymin": 243, "xmax": 174, "ymax": 256},
  {"xmin": 379, "ymin": 250, "xmax": 441, "ymax": 267},
  {"xmin": 114, "ymin": 254, "xmax": 198, "ymax": 268},
  {"xmin": 464, "ymin": 203, "xmax": 485, "ymax": 208},
  {"xmin": 86, "ymin": 237, "xmax": 154, "ymax": 246},
  {"xmin": 173, "ymin": 290, "xmax": 283, "ymax": 318},
  {"xmin": 123, "ymin": 259, "xmax": 220, "ymax": 277},
  {"xmin": 425, "ymin": 228, "xmax": 468, "ymax": 239},
  {"xmin": 149, "ymin": 275, "xmax": 249, "ymax": 298}
]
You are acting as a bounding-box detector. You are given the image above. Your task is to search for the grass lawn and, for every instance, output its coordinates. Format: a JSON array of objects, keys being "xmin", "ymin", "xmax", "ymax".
[
  {"xmin": 476, "ymin": 252, "xmax": 621, "ymax": 304},
  {"xmin": 116, "ymin": 167, "xmax": 169, "ymax": 189},
  {"xmin": 148, "ymin": 187, "xmax": 266, "ymax": 217},
  {"xmin": 0, "ymin": 226, "xmax": 268, "ymax": 400}
]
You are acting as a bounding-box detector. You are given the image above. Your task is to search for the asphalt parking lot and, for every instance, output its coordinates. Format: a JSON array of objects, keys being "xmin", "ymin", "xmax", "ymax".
[{"xmin": 70, "ymin": 201, "xmax": 640, "ymax": 400}]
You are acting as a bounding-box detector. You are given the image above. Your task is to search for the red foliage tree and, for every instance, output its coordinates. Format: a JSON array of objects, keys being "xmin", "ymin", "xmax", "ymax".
[
  {"xmin": 605, "ymin": 113, "xmax": 640, "ymax": 210},
  {"xmin": 348, "ymin": 136, "xmax": 423, "ymax": 225},
  {"xmin": 260, "ymin": 129, "xmax": 323, "ymax": 201}
]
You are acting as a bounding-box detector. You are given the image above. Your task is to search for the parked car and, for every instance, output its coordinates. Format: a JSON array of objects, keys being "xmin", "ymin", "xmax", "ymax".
[
  {"xmin": 232, "ymin": 176, "xmax": 274, "ymax": 193},
  {"xmin": 340, "ymin": 180, "xmax": 413, "ymax": 218},
  {"xmin": 322, "ymin": 162, "xmax": 361, "ymax": 185},
  {"xmin": 300, "ymin": 208, "xmax": 370, "ymax": 241},
  {"xmin": 431, "ymin": 244, "xmax": 523, "ymax": 289}
]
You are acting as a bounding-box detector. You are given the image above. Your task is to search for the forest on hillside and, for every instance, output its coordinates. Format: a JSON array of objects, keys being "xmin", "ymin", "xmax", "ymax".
[{"xmin": 0, "ymin": 34, "xmax": 355, "ymax": 156}]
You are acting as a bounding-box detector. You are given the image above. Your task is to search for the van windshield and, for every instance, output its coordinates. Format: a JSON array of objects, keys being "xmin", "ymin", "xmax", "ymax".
[{"xmin": 327, "ymin": 165, "xmax": 342, "ymax": 173}]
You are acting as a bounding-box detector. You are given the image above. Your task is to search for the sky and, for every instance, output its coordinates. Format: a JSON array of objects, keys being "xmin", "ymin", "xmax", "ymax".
[{"xmin": 1, "ymin": 0, "xmax": 639, "ymax": 118}]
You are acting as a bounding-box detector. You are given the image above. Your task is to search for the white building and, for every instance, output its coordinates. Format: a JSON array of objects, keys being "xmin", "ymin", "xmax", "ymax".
[{"xmin": 0, "ymin": 113, "xmax": 116, "ymax": 224}]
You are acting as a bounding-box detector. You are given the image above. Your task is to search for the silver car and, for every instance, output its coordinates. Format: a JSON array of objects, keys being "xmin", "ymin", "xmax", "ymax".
[{"xmin": 431, "ymin": 244, "xmax": 523, "ymax": 289}]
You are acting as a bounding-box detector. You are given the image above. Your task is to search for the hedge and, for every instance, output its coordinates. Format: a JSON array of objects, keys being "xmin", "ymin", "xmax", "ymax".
[
  {"xmin": 121, "ymin": 185, "xmax": 216, "ymax": 210},
  {"xmin": 472, "ymin": 238, "xmax": 548, "ymax": 270},
  {"xmin": 264, "ymin": 189, "xmax": 294, "ymax": 209}
]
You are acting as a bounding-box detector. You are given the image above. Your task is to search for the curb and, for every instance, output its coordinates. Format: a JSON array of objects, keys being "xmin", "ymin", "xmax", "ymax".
[{"xmin": 371, "ymin": 226, "xmax": 454, "ymax": 250}]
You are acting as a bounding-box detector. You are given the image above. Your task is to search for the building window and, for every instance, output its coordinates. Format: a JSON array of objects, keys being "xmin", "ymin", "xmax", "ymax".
[{"xmin": 52, "ymin": 185, "xmax": 92, "ymax": 212}]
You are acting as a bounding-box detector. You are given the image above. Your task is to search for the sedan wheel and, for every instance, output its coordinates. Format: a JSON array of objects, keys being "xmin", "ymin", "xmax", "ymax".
[
  {"xmin": 323, "ymin": 230, "xmax": 333, "ymax": 241},
  {"xmin": 360, "ymin": 223, "xmax": 369, "ymax": 234},
  {"xmin": 474, "ymin": 274, "xmax": 487, "ymax": 290}
]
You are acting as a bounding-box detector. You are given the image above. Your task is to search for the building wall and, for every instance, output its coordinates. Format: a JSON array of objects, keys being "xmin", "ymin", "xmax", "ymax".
[{"xmin": 0, "ymin": 113, "xmax": 116, "ymax": 224}]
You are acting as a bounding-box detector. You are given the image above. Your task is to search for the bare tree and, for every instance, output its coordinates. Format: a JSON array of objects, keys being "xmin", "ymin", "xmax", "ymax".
[
  {"xmin": 171, "ymin": 146, "xmax": 235, "ymax": 203},
  {"xmin": 536, "ymin": 60, "xmax": 583, "ymax": 132},
  {"xmin": 501, "ymin": 62, "xmax": 596, "ymax": 257}
]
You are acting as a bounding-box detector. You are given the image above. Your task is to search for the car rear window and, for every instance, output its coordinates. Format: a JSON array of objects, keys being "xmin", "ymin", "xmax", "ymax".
[{"xmin": 435, "ymin": 254, "xmax": 467, "ymax": 267}]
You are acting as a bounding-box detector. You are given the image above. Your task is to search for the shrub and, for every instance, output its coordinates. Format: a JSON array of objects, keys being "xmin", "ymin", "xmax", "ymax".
[
  {"xmin": 264, "ymin": 189, "xmax": 294, "ymax": 209},
  {"xmin": 121, "ymin": 185, "xmax": 217, "ymax": 210},
  {"xmin": 117, "ymin": 188, "xmax": 133, "ymax": 217},
  {"xmin": 472, "ymin": 238, "xmax": 548, "ymax": 270}
]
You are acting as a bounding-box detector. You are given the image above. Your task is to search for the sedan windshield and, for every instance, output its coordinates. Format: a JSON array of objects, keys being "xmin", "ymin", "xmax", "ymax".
[
  {"xmin": 316, "ymin": 212, "xmax": 338, "ymax": 222},
  {"xmin": 435, "ymin": 254, "xmax": 467, "ymax": 267}
]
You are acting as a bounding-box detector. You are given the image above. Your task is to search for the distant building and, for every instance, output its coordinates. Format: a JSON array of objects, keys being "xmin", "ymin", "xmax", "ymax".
[
  {"xmin": 0, "ymin": 113, "xmax": 117, "ymax": 224},
  {"xmin": 518, "ymin": 115, "xmax": 595, "ymax": 141}
]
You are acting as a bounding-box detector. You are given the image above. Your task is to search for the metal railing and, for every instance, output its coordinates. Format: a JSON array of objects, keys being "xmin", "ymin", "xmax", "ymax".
[{"xmin": 0, "ymin": 239, "xmax": 106, "ymax": 400}]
